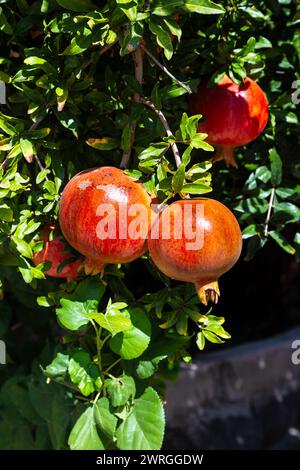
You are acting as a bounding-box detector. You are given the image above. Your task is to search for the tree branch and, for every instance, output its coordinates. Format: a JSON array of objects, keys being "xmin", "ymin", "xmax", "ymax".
[
  {"xmin": 140, "ymin": 43, "xmax": 192, "ymax": 95},
  {"xmin": 120, "ymin": 47, "xmax": 143, "ymax": 169},
  {"xmin": 264, "ymin": 186, "xmax": 276, "ymax": 237},
  {"xmin": 138, "ymin": 97, "xmax": 182, "ymax": 168}
]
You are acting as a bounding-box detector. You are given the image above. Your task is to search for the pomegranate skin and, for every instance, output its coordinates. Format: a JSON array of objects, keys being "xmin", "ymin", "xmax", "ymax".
[
  {"xmin": 148, "ymin": 198, "xmax": 242, "ymax": 304},
  {"xmin": 59, "ymin": 167, "xmax": 151, "ymax": 274},
  {"xmin": 33, "ymin": 225, "xmax": 82, "ymax": 282},
  {"xmin": 189, "ymin": 75, "xmax": 269, "ymax": 167}
]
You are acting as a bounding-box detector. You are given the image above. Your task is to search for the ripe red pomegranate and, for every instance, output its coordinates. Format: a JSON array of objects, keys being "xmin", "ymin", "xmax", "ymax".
[
  {"xmin": 189, "ymin": 74, "xmax": 269, "ymax": 167},
  {"xmin": 148, "ymin": 198, "xmax": 242, "ymax": 304},
  {"xmin": 59, "ymin": 167, "xmax": 151, "ymax": 275},
  {"xmin": 33, "ymin": 225, "xmax": 82, "ymax": 282}
]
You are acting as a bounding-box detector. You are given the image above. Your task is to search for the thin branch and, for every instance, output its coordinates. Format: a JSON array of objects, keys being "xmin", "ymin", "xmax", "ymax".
[
  {"xmin": 138, "ymin": 97, "xmax": 182, "ymax": 168},
  {"xmin": 120, "ymin": 47, "xmax": 143, "ymax": 169},
  {"xmin": 34, "ymin": 154, "xmax": 49, "ymax": 180},
  {"xmin": 99, "ymin": 41, "xmax": 117, "ymax": 56},
  {"xmin": 264, "ymin": 186, "xmax": 276, "ymax": 237},
  {"xmin": 0, "ymin": 157, "xmax": 9, "ymax": 171},
  {"xmin": 104, "ymin": 357, "xmax": 122, "ymax": 375},
  {"xmin": 140, "ymin": 43, "xmax": 192, "ymax": 95}
]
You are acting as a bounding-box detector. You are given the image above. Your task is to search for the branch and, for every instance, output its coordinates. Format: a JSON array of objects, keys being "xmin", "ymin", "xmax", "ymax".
[
  {"xmin": 264, "ymin": 186, "xmax": 276, "ymax": 237},
  {"xmin": 138, "ymin": 97, "xmax": 182, "ymax": 168},
  {"xmin": 140, "ymin": 43, "xmax": 192, "ymax": 95},
  {"xmin": 120, "ymin": 47, "xmax": 143, "ymax": 169},
  {"xmin": 99, "ymin": 41, "xmax": 117, "ymax": 56}
]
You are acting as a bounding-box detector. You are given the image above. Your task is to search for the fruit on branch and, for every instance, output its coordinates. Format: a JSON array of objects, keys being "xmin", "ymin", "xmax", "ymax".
[
  {"xmin": 148, "ymin": 198, "xmax": 242, "ymax": 305},
  {"xmin": 33, "ymin": 225, "xmax": 82, "ymax": 282},
  {"xmin": 59, "ymin": 167, "xmax": 151, "ymax": 275},
  {"xmin": 189, "ymin": 74, "xmax": 269, "ymax": 167}
]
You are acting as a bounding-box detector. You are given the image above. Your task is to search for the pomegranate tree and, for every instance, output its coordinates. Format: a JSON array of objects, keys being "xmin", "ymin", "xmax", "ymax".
[
  {"xmin": 148, "ymin": 198, "xmax": 242, "ymax": 304},
  {"xmin": 59, "ymin": 167, "xmax": 151, "ymax": 275},
  {"xmin": 189, "ymin": 74, "xmax": 269, "ymax": 167},
  {"xmin": 33, "ymin": 225, "xmax": 82, "ymax": 282}
]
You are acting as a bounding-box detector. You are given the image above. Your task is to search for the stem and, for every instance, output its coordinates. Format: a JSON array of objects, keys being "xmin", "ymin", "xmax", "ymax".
[
  {"xmin": 93, "ymin": 391, "xmax": 101, "ymax": 405},
  {"xmin": 138, "ymin": 97, "xmax": 182, "ymax": 168},
  {"xmin": 92, "ymin": 320, "xmax": 103, "ymax": 374},
  {"xmin": 264, "ymin": 186, "xmax": 276, "ymax": 237},
  {"xmin": 120, "ymin": 47, "xmax": 143, "ymax": 169},
  {"xmin": 34, "ymin": 154, "xmax": 49, "ymax": 180},
  {"xmin": 104, "ymin": 357, "xmax": 122, "ymax": 375},
  {"xmin": 140, "ymin": 43, "xmax": 192, "ymax": 94},
  {"xmin": 45, "ymin": 376, "xmax": 79, "ymax": 393},
  {"xmin": 99, "ymin": 41, "xmax": 117, "ymax": 56},
  {"xmin": 101, "ymin": 333, "xmax": 111, "ymax": 349}
]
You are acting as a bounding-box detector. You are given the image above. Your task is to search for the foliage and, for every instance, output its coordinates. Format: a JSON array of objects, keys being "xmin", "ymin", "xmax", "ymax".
[{"xmin": 0, "ymin": 0, "xmax": 299, "ymax": 450}]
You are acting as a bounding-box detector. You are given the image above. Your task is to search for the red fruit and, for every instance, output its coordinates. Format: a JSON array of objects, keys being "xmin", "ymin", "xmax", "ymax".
[
  {"xmin": 189, "ymin": 74, "xmax": 269, "ymax": 167},
  {"xmin": 59, "ymin": 167, "xmax": 151, "ymax": 275},
  {"xmin": 148, "ymin": 198, "xmax": 242, "ymax": 305},
  {"xmin": 33, "ymin": 225, "xmax": 82, "ymax": 282}
]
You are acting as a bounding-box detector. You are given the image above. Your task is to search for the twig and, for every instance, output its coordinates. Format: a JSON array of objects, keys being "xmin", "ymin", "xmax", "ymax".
[
  {"xmin": 34, "ymin": 154, "xmax": 48, "ymax": 180},
  {"xmin": 264, "ymin": 186, "xmax": 276, "ymax": 237},
  {"xmin": 138, "ymin": 97, "xmax": 182, "ymax": 168},
  {"xmin": 99, "ymin": 41, "xmax": 117, "ymax": 56},
  {"xmin": 104, "ymin": 357, "xmax": 122, "ymax": 375},
  {"xmin": 120, "ymin": 47, "xmax": 143, "ymax": 169},
  {"xmin": 140, "ymin": 43, "xmax": 192, "ymax": 95},
  {"xmin": 29, "ymin": 116, "xmax": 49, "ymax": 179},
  {"xmin": 0, "ymin": 157, "xmax": 9, "ymax": 171}
]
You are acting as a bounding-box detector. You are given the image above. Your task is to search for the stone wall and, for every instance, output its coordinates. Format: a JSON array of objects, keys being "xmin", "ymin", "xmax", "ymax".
[{"xmin": 165, "ymin": 327, "xmax": 300, "ymax": 450}]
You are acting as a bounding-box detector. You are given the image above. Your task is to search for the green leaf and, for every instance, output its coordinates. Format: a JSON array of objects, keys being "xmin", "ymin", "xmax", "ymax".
[
  {"xmin": 69, "ymin": 277, "xmax": 105, "ymax": 305},
  {"xmin": 203, "ymin": 330, "xmax": 224, "ymax": 344},
  {"xmin": 183, "ymin": 0, "xmax": 225, "ymax": 15},
  {"xmin": 86, "ymin": 138, "xmax": 119, "ymax": 151},
  {"xmin": 12, "ymin": 236, "xmax": 33, "ymax": 258},
  {"xmin": 117, "ymin": 0, "xmax": 137, "ymax": 21},
  {"xmin": 0, "ymin": 71, "xmax": 11, "ymax": 83},
  {"xmin": 205, "ymin": 321, "xmax": 231, "ymax": 339},
  {"xmin": 0, "ymin": 204, "xmax": 13, "ymax": 222},
  {"xmin": 68, "ymin": 406, "xmax": 104, "ymax": 450},
  {"xmin": 116, "ymin": 387, "xmax": 165, "ymax": 450},
  {"xmin": 105, "ymin": 375, "xmax": 136, "ymax": 407},
  {"xmin": 56, "ymin": 0, "xmax": 96, "ymax": 12},
  {"xmin": 68, "ymin": 351, "xmax": 101, "ymax": 396},
  {"xmin": 89, "ymin": 309, "xmax": 132, "ymax": 334},
  {"xmin": 138, "ymin": 142, "xmax": 169, "ymax": 161},
  {"xmin": 242, "ymin": 224, "xmax": 257, "ymax": 239},
  {"xmin": 46, "ymin": 353, "xmax": 70, "ymax": 376},
  {"xmin": 269, "ymin": 231, "xmax": 296, "ymax": 255},
  {"xmin": 20, "ymin": 138, "xmax": 34, "ymax": 163},
  {"xmin": 110, "ymin": 307, "xmax": 151, "ymax": 360},
  {"xmin": 0, "ymin": 7, "xmax": 13, "ymax": 35},
  {"xmin": 196, "ymin": 331, "xmax": 205, "ymax": 350},
  {"xmin": 181, "ymin": 182, "xmax": 212, "ymax": 195},
  {"xmin": 94, "ymin": 397, "xmax": 117, "ymax": 441},
  {"xmin": 269, "ymin": 148, "xmax": 282, "ymax": 186},
  {"xmin": 172, "ymin": 163, "xmax": 185, "ymax": 192},
  {"xmin": 149, "ymin": 16, "xmax": 173, "ymax": 60},
  {"xmin": 56, "ymin": 299, "xmax": 90, "ymax": 331}
]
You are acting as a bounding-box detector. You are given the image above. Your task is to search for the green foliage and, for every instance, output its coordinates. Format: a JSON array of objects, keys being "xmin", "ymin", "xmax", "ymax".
[{"xmin": 0, "ymin": 0, "xmax": 299, "ymax": 451}]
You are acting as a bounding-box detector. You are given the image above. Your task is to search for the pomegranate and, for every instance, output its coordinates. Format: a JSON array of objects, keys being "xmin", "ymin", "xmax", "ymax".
[
  {"xmin": 148, "ymin": 198, "xmax": 242, "ymax": 304},
  {"xmin": 33, "ymin": 225, "xmax": 82, "ymax": 282},
  {"xmin": 189, "ymin": 74, "xmax": 269, "ymax": 167},
  {"xmin": 59, "ymin": 167, "xmax": 151, "ymax": 275}
]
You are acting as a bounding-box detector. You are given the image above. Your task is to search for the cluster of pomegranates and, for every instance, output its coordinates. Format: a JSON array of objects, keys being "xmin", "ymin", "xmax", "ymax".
[
  {"xmin": 33, "ymin": 72, "xmax": 269, "ymax": 303},
  {"xmin": 34, "ymin": 166, "xmax": 242, "ymax": 305}
]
